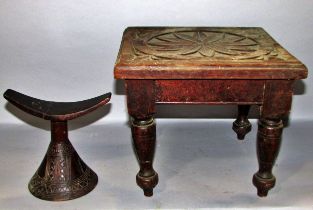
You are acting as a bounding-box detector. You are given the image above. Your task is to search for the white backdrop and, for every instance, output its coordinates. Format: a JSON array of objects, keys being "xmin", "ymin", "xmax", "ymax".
[{"xmin": 1, "ymin": 0, "xmax": 312, "ymax": 124}]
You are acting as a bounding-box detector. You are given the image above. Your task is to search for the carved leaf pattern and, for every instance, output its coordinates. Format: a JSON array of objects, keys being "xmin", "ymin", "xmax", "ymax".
[{"xmin": 133, "ymin": 30, "xmax": 277, "ymax": 60}]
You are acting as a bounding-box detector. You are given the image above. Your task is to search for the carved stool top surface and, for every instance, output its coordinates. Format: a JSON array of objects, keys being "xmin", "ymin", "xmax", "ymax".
[{"xmin": 114, "ymin": 27, "xmax": 307, "ymax": 79}]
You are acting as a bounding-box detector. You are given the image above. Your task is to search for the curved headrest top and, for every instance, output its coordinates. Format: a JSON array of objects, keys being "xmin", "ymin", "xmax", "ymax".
[{"xmin": 3, "ymin": 89, "xmax": 111, "ymax": 121}]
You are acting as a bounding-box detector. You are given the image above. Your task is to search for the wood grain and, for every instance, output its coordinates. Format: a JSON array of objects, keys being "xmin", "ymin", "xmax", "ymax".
[{"xmin": 115, "ymin": 27, "xmax": 308, "ymax": 79}]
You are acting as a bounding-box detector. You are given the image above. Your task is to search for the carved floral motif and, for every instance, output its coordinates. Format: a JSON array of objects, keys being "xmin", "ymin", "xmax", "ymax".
[{"xmin": 132, "ymin": 30, "xmax": 279, "ymax": 60}]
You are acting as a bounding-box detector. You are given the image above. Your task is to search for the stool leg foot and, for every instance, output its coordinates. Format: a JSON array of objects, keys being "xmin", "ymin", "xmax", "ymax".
[
  {"xmin": 131, "ymin": 117, "xmax": 158, "ymax": 197},
  {"xmin": 233, "ymin": 105, "xmax": 251, "ymax": 140},
  {"xmin": 253, "ymin": 118, "xmax": 283, "ymax": 197},
  {"xmin": 28, "ymin": 121, "xmax": 98, "ymax": 201},
  {"xmin": 253, "ymin": 173, "xmax": 276, "ymax": 197}
]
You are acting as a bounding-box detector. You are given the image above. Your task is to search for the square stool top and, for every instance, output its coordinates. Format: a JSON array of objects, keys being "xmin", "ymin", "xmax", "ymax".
[{"xmin": 114, "ymin": 27, "xmax": 307, "ymax": 80}]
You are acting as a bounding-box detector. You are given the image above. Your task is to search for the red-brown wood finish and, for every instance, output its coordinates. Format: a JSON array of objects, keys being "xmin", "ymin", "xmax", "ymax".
[
  {"xmin": 233, "ymin": 105, "xmax": 252, "ymax": 140},
  {"xmin": 253, "ymin": 118, "xmax": 283, "ymax": 197},
  {"xmin": 3, "ymin": 89, "xmax": 111, "ymax": 201},
  {"xmin": 114, "ymin": 27, "xmax": 308, "ymax": 197},
  {"xmin": 115, "ymin": 27, "xmax": 307, "ymax": 80},
  {"xmin": 155, "ymin": 80, "xmax": 264, "ymax": 104},
  {"xmin": 126, "ymin": 80, "xmax": 158, "ymax": 196}
]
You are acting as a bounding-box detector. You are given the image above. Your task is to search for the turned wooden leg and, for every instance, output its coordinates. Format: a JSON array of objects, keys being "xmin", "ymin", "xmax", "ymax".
[
  {"xmin": 233, "ymin": 105, "xmax": 252, "ymax": 140},
  {"xmin": 253, "ymin": 118, "xmax": 283, "ymax": 197},
  {"xmin": 131, "ymin": 117, "xmax": 158, "ymax": 197}
]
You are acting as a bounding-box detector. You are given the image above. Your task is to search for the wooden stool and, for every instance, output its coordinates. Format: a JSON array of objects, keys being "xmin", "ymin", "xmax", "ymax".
[
  {"xmin": 114, "ymin": 27, "xmax": 308, "ymax": 197},
  {"xmin": 3, "ymin": 89, "xmax": 111, "ymax": 201}
]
